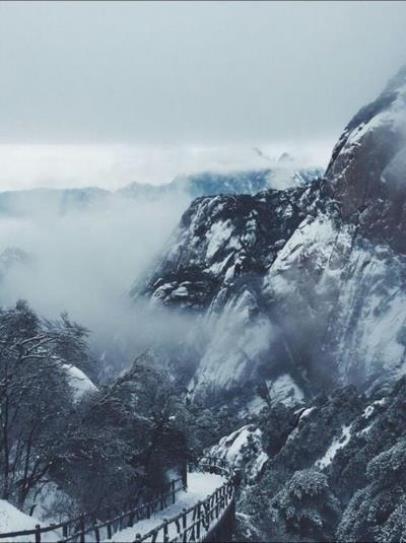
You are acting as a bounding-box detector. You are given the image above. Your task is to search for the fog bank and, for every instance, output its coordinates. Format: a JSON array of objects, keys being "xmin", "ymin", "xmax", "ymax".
[{"xmin": 0, "ymin": 191, "xmax": 190, "ymax": 372}]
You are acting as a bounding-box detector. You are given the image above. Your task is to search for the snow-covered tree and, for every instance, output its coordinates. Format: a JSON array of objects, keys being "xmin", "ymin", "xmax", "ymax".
[
  {"xmin": 56, "ymin": 352, "xmax": 187, "ymax": 515},
  {"xmin": 270, "ymin": 469, "xmax": 341, "ymax": 542},
  {"xmin": 0, "ymin": 301, "xmax": 74, "ymax": 508},
  {"xmin": 337, "ymin": 439, "xmax": 406, "ymax": 542}
]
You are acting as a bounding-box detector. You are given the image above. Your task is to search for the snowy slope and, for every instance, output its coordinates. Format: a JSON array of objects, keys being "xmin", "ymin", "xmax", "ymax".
[
  {"xmin": 62, "ymin": 364, "xmax": 98, "ymax": 401},
  {"xmin": 208, "ymin": 425, "xmax": 268, "ymax": 481},
  {"xmin": 0, "ymin": 500, "xmax": 61, "ymax": 542}
]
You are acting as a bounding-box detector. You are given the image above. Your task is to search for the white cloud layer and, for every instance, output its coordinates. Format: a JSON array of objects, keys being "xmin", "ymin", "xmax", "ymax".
[{"xmin": 0, "ymin": 142, "xmax": 332, "ymax": 191}]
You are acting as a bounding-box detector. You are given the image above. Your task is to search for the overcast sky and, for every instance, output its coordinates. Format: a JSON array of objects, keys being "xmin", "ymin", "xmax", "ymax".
[{"xmin": 0, "ymin": 1, "xmax": 405, "ymax": 188}]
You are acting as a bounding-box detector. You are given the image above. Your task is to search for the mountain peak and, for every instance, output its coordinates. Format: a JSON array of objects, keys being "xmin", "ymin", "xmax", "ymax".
[
  {"xmin": 383, "ymin": 63, "xmax": 406, "ymax": 95},
  {"xmin": 326, "ymin": 65, "xmax": 406, "ymax": 253}
]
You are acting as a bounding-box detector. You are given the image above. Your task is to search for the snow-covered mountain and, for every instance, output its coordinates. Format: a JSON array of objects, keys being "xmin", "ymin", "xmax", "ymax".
[{"xmin": 134, "ymin": 66, "xmax": 406, "ymax": 406}]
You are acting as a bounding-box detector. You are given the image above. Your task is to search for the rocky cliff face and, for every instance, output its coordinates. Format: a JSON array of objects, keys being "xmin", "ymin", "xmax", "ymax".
[
  {"xmin": 326, "ymin": 65, "xmax": 406, "ymax": 253},
  {"xmin": 134, "ymin": 67, "xmax": 406, "ymax": 406}
]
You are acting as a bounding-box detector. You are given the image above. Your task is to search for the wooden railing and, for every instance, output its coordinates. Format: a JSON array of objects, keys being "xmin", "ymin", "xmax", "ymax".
[
  {"xmin": 0, "ymin": 476, "xmax": 186, "ymax": 543},
  {"xmin": 134, "ymin": 457, "xmax": 237, "ymax": 543},
  {"xmin": 0, "ymin": 457, "xmax": 237, "ymax": 543},
  {"xmin": 63, "ymin": 477, "xmax": 186, "ymax": 543}
]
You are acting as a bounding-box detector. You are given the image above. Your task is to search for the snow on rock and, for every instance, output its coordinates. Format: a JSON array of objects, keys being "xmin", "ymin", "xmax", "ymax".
[
  {"xmin": 136, "ymin": 180, "xmax": 332, "ymax": 404},
  {"xmin": 360, "ymin": 423, "xmax": 374, "ymax": 436},
  {"xmin": 362, "ymin": 405, "xmax": 375, "ymax": 419},
  {"xmin": 0, "ymin": 500, "xmax": 61, "ymax": 542},
  {"xmin": 208, "ymin": 424, "xmax": 268, "ymax": 480},
  {"xmin": 239, "ymin": 395, "xmax": 268, "ymax": 417},
  {"xmin": 267, "ymin": 374, "xmax": 305, "ymax": 406},
  {"xmin": 189, "ymin": 290, "xmax": 272, "ymax": 397},
  {"xmin": 206, "ymin": 220, "xmax": 236, "ymax": 260},
  {"xmin": 287, "ymin": 406, "xmax": 317, "ymax": 443},
  {"xmin": 315, "ymin": 424, "xmax": 353, "ymax": 470},
  {"xmin": 298, "ymin": 406, "xmax": 316, "ymax": 420},
  {"xmin": 132, "ymin": 67, "xmax": 406, "ymax": 408},
  {"xmin": 362, "ymin": 398, "xmax": 388, "ymax": 420},
  {"xmin": 264, "ymin": 210, "xmax": 406, "ymax": 388},
  {"xmin": 62, "ymin": 364, "xmax": 97, "ymax": 401}
]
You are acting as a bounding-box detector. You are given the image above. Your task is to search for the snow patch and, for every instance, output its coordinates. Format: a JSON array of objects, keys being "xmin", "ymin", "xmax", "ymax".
[
  {"xmin": 62, "ymin": 364, "xmax": 97, "ymax": 401},
  {"xmin": 315, "ymin": 424, "xmax": 353, "ymax": 469},
  {"xmin": 0, "ymin": 500, "xmax": 61, "ymax": 542},
  {"xmin": 208, "ymin": 424, "xmax": 268, "ymax": 479},
  {"xmin": 267, "ymin": 374, "xmax": 305, "ymax": 406},
  {"xmin": 206, "ymin": 220, "xmax": 234, "ymax": 260}
]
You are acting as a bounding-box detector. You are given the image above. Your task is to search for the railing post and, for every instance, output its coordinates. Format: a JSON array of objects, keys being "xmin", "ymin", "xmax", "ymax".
[
  {"xmin": 196, "ymin": 503, "xmax": 201, "ymax": 541},
  {"xmin": 38, "ymin": 458, "xmax": 234, "ymax": 543},
  {"xmin": 205, "ymin": 495, "xmax": 211, "ymax": 528},
  {"xmin": 163, "ymin": 519, "xmax": 169, "ymax": 542},
  {"xmin": 130, "ymin": 511, "xmax": 136, "ymax": 527},
  {"xmin": 79, "ymin": 513, "xmax": 85, "ymax": 543},
  {"xmin": 215, "ymin": 490, "xmax": 220, "ymax": 520},
  {"xmin": 182, "ymin": 460, "xmax": 188, "ymax": 490},
  {"xmin": 181, "ymin": 507, "xmax": 188, "ymax": 543},
  {"xmin": 172, "ymin": 479, "xmax": 176, "ymax": 504}
]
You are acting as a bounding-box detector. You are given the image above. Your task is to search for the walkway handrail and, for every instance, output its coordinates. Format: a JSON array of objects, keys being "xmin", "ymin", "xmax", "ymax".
[
  {"xmin": 134, "ymin": 456, "xmax": 237, "ymax": 543},
  {"xmin": 63, "ymin": 477, "xmax": 185, "ymax": 543},
  {"xmin": 0, "ymin": 476, "xmax": 185, "ymax": 543},
  {"xmin": 0, "ymin": 456, "xmax": 237, "ymax": 543}
]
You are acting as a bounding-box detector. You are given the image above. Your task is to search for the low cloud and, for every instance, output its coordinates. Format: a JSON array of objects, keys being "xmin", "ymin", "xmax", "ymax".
[
  {"xmin": 0, "ymin": 142, "xmax": 332, "ymax": 191},
  {"xmin": 0, "ymin": 190, "xmax": 191, "ymax": 373}
]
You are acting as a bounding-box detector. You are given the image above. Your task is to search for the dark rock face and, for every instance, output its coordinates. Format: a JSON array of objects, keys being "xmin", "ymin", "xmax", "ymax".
[
  {"xmin": 326, "ymin": 66, "xmax": 406, "ymax": 253},
  {"xmin": 136, "ymin": 181, "xmax": 332, "ymax": 310}
]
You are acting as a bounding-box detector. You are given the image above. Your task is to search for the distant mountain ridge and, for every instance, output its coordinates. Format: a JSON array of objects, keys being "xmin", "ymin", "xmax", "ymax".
[
  {"xmin": 120, "ymin": 164, "xmax": 322, "ymax": 200},
  {"xmin": 0, "ymin": 162, "xmax": 322, "ymax": 217}
]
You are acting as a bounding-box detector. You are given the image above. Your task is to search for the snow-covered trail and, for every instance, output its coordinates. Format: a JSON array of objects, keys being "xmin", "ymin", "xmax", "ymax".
[
  {"xmin": 0, "ymin": 471, "xmax": 226, "ymax": 543},
  {"xmin": 108, "ymin": 472, "xmax": 225, "ymax": 543}
]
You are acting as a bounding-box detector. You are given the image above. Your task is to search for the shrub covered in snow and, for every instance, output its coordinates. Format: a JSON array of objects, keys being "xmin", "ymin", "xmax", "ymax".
[
  {"xmin": 270, "ymin": 469, "xmax": 341, "ymax": 542},
  {"xmin": 337, "ymin": 439, "xmax": 406, "ymax": 542}
]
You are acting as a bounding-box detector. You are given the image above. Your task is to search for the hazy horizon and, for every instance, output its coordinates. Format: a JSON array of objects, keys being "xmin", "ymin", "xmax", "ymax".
[
  {"xmin": 1, "ymin": 2, "xmax": 406, "ymax": 190},
  {"xmin": 0, "ymin": 141, "xmax": 333, "ymax": 191}
]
